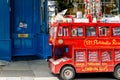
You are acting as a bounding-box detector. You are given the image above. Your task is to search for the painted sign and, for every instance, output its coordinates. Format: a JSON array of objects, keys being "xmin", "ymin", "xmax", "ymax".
[
  {"xmin": 84, "ymin": 39, "xmax": 120, "ymax": 46},
  {"xmin": 75, "ymin": 62, "xmax": 108, "ymax": 67},
  {"xmin": 75, "ymin": 62, "xmax": 108, "ymax": 72},
  {"xmin": 82, "ymin": 66, "xmax": 108, "ymax": 72}
]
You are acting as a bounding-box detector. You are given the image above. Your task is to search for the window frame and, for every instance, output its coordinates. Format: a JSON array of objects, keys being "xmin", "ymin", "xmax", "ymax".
[
  {"xmin": 98, "ymin": 26, "xmax": 111, "ymax": 37},
  {"xmin": 75, "ymin": 49, "xmax": 86, "ymax": 62},
  {"xmin": 57, "ymin": 23, "xmax": 71, "ymax": 38},
  {"xmin": 71, "ymin": 23, "xmax": 85, "ymax": 38},
  {"xmin": 97, "ymin": 23, "xmax": 111, "ymax": 38},
  {"xmin": 87, "ymin": 49, "xmax": 99, "ymax": 62},
  {"xmin": 114, "ymin": 49, "xmax": 120, "ymax": 61},
  {"xmin": 112, "ymin": 26, "xmax": 120, "ymax": 37},
  {"xmin": 85, "ymin": 26, "xmax": 97, "ymax": 37},
  {"xmin": 101, "ymin": 49, "xmax": 113, "ymax": 62}
]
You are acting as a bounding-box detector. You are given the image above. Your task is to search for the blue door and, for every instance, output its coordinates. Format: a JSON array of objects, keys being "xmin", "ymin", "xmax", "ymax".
[{"xmin": 11, "ymin": 0, "xmax": 41, "ymax": 56}]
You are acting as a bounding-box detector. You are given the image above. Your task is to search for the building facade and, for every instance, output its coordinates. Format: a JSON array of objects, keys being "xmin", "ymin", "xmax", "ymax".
[{"xmin": 57, "ymin": 0, "xmax": 119, "ymax": 16}]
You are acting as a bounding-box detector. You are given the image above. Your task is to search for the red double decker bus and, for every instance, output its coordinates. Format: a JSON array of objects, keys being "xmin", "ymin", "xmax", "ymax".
[{"xmin": 48, "ymin": 22, "xmax": 120, "ymax": 80}]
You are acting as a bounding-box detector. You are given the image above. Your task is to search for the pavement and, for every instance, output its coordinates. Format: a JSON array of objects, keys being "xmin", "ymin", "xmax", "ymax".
[
  {"xmin": 0, "ymin": 60, "xmax": 59, "ymax": 80},
  {"xmin": 0, "ymin": 59, "xmax": 117, "ymax": 80}
]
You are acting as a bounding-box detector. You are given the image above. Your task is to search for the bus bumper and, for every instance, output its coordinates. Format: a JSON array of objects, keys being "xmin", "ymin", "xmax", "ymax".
[{"xmin": 48, "ymin": 58, "xmax": 60, "ymax": 74}]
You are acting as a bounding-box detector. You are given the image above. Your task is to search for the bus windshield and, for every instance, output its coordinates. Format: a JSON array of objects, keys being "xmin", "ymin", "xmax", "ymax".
[{"xmin": 52, "ymin": 45, "xmax": 70, "ymax": 59}]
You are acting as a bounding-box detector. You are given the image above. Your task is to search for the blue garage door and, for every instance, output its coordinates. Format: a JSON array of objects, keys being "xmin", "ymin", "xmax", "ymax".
[{"xmin": 11, "ymin": 0, "xmax": 41, "ymax": 56}]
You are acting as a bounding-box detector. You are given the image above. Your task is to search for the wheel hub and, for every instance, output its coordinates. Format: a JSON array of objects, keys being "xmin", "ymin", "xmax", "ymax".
[
  {"xmin": 65, "ymin": 71, "xmax": 70, "ymax": 76},
  {"xmin": 64, "ymin": 70, "xmax": 73, "ymax": 79}
]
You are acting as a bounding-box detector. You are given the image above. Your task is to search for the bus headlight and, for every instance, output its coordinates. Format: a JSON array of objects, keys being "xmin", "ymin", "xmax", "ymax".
[{"xmin": 58, "ymin": 39, "xmax": 63, "ymax": 44}]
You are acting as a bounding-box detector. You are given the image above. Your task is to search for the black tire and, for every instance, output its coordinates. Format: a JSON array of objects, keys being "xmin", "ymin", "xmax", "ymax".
[
  {"xmin": 60, "ymin": 66, "xmax": 75, "ymax": 80},
  {"xmin": 113, "ymin": 65, "xmax": 120, "ymax": 79}
]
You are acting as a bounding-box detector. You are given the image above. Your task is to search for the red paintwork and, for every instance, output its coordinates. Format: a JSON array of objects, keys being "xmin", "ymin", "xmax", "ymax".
[{"xmin": 48, "ymin": 22, "xmax": 120, "ymax": 74}]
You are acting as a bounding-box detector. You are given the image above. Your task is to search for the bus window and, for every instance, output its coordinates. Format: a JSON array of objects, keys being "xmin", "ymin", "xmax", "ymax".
[
  {"xmin": 101, "ymin": 50, "xmax": 112, "ymax": 62},
  {"xmin": 63, "ymin": 27, "xmax": 69, "ymax": 36},
  {"xmin": 115, "ymin": 50, "xmax": 120, "ymax": 61},
  {"xmin": 72, "ymin": 27, "xmax": 83, "ymax": 37},
  {"xmin": 72, "ymin": 28, "xmax": 78, "ymax": 36},
  {"xmin": 78, "ymin": 27, "xmax": 83, "ymax": 36},
  {"xmin": 113, "ymin": 27, "xmax": 120, "ymax": 36},
  {"xmin": 58, "ymin": 27, "xmax": 69, "ymax": 37},
  {"xmin": 86, "ymin": 27, "xmax": 96, "ymax": 36},
  {"xmin": 88, "ymin": 50, "xmax": 98, "ymax": 62},
  {"xmin": 75, "ymin": 50, "xmax": 85, "ymax": 62},
  {"xmin": 58, "ymin": 27, "xmax": 63, "ymax": 36},
  {"xmin": 99, "ymin": 27, "xmax": 110, "ymax": 36},
  {"xmin": 54, "ymin": 46, "xmax": 69, "ymax": 59}
]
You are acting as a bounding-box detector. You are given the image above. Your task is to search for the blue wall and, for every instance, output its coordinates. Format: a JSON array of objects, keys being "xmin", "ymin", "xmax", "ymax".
[
  {"xmin": 0, "ymin": 0, "xmax": 11, "ymax": 61},
  {"xmin": 0, "ymin": 0, "xmax": 51, "ymax": 61}
]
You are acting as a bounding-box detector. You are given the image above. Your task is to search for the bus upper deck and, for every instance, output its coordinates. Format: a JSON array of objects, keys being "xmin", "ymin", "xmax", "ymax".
[{"xmin": 49, "ymin": 22, "xmax": 120, "ymax": 49}]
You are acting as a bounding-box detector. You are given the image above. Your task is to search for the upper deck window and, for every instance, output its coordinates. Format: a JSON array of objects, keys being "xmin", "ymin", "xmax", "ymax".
[
  {"xmin": 72, "ymin": 27, "xmax": 83, "ymax": 37},
  {"xmin": 99, "ymin": 27, "xmax": 110, "ymax": 36},
  {"xmin": 113, "ymin": 27, "xmax": 120, "ymax": 36},
  {"xmin": 58, "ymin": 26, "xmax": 69, "ymax": 37},
  {"xmin": 72, "ymin": 28, "xmax": 78, "ymax": 36},
  {"xmin": 86, "ymin": 27, "xmax": 96, "ymax": 36},
  {"xmin": 78, "ymin": 27, "xmax": 83, "ymax": 36}
]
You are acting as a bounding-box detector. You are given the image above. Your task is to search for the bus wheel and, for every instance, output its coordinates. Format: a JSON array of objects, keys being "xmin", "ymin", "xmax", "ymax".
[
  {"xmin": 60, "ymin": 66, "xmax": 75, "ymax": 80},
  {"xmin": 114, "ymin": 65, "xmax": 120, "ymax": 79}
]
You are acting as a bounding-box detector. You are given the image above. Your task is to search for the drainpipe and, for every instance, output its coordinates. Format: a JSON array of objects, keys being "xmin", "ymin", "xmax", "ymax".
[
  {"xmin": 118, "ymin": 0, "xmax": 120, "ymax": 14},
  {"xmin": 45, "ymin": 0, "xmax": 48, "ymax": 33}
]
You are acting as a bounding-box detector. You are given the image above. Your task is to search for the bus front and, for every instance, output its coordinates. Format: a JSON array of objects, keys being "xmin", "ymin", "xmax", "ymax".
[{"xmin": 48, "ymin": 23, "xmax": 73, "ymax": 76}]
